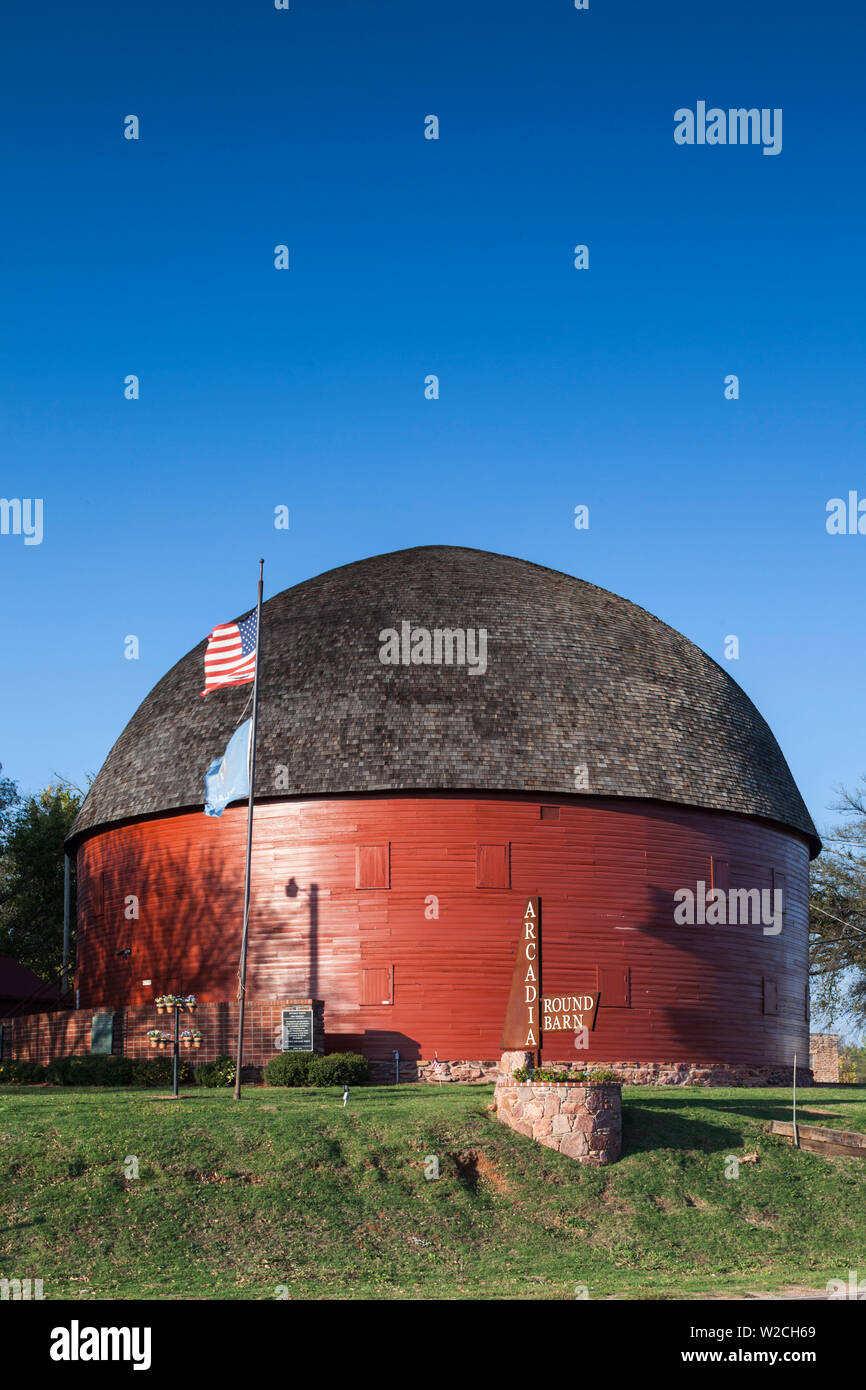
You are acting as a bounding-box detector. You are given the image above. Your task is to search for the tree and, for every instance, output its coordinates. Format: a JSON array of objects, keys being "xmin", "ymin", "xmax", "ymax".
[
  {"xmin": 838, "ymin": 1038, "xmax": 866, "ymax": 1084},
  {"xmin": 809, "ymin": 778, "xmax": 866, "ymax": 1028},
  {"xmin": 0, "ymin": 780, "xmax": 81, "ymax": 988},
  {"xmin": 0, "ymin": 764, "xmax": 19, "ymax": 840}
]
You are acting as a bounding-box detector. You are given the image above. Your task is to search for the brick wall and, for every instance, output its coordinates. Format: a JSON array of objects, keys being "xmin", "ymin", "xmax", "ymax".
[
  {"xmin": 0, "ymin": 998, "xmax": 324, "ymax": 1068},
  {"xmin": 809, "ymin": 1033, "xmax": 840, "ymax": 1083},
  {"xmin": 1, "ymin": 1008, "xmax": 94, "ymax": 1062}
]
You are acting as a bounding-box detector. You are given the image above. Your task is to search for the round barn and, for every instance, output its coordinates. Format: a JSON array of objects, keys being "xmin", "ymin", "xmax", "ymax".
[{"xmin": 67, "ymin": 546, "xmax": 820, "ymax": 1084}]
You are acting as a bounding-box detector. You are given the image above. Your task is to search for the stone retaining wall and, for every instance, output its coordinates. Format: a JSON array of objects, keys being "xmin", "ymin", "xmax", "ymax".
[
  {"xmin": 370, "ymin": 1058, "xmax": 501, "ymax": 1085},
  {"xmin": 385, "ymin": 1057, "xmax": 813, "ymax": 1087},
  {"xmin": 573, "ymin": 1060, "xmax": 813, "ymax": 1087},
  {"xmin": 494, "ymin": 1079, "xmax": 622, "ymax": 1165}
]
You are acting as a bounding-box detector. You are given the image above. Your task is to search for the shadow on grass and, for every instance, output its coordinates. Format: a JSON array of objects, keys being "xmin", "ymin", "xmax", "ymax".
[
  {"xmin": 146, "ymin": 1093, "xmax": 209, "ymax": 1102},
  {"xmin": 628, "ymin": 1091, "xmax": 865, "ymax": 1127},
  {"xmin": 622, "ymin": 1102, "xmax": 744, "ymax": 1155},
  {"xmin": 316, "ymin": 1136, "xmax": 345, "ymax": 1166},
  {"xmin": 0, "ymin": 1219, "xmax": 39, "ymax": 1234},
  {"xmin": 451, "ymin": 1151, "xmax": 480, "ymax": 1193},
  {"xmin": 799, "ymin": 1092, "xmax": 866, "ymax": 1108}
]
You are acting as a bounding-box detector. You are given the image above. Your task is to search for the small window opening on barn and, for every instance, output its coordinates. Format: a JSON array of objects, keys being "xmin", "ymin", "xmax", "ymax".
[
  {"xmin": 598, "ymin": 966, "xmax": 631, "ymax": 1008},
  {"xmin": 476, "ymin": 843, "xmax": 511, "ymax": 888},
  {"xmin": 361, "ymin": 966, "xmax": 393, "ymax": 1006},
  {"xmin": 762, "ymin": 977, "xmax": 778, "ymax": 1015},
  {"xmin": 540, "ymin": 805, "xmax": 559, "ymax": 821},
  {"xmin": 710, "ymin": 856, "xmax": 730, "ymax": 893},
  {"xmin": 356, "ymin": 844, "xmax": 390, "ymax": 890}
]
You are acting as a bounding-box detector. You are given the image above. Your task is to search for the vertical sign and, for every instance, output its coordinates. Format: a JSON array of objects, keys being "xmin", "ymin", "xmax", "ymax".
[{"xmin": 501, "ymin": 896, "xmax": 541, "ymax": 1057}]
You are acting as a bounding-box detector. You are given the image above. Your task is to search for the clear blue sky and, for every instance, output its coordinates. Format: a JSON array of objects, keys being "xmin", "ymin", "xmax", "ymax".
[{"xmin": 2, "ymin": 0, "xmax": 864, "ymax": 870}]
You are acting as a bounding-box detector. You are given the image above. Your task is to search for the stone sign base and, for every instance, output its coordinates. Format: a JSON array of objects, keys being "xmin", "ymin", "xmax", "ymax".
[{"xmin": 493, "ymin": 1053, "xmax": 621, "ymax": 1165}]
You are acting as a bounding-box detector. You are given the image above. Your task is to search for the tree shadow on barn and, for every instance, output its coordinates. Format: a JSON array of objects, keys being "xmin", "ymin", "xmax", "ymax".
[
  {"xmin": 81, "ymin": 822, "xmax": 328, "ymax": 1008},
  {"xmin": 79, "ymin": 823, "xmax": 253, "ymax": 1005}
]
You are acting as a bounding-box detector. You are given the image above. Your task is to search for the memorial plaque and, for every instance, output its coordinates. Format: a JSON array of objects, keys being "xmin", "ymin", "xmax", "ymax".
[
  {"xmin": 281, "ymin": 1007, "xmax": 314, "ymax": 1052},
  {"xmin": 90, "ymin": 1013, "xmax": 115, "ymax": 1055}
]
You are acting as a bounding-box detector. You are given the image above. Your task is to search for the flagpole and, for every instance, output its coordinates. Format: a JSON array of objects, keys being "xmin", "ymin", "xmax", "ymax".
[{"xmin": 233, "ymin": 559, "xmax": 264, "ymax": 1101}]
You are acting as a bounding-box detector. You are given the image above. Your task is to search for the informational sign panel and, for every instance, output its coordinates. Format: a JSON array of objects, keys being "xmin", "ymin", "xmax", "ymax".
[
  {"xmin": 502, "ymin": 897, "xmax": 542, "ymax": 1052},
  {"xmin": 90, "ymin": 1013, "xmax": 115, "ymax": 1055},
  {"xmin": 281, "ymin": 1007, "xmax": 314, "ymax": 1052}
]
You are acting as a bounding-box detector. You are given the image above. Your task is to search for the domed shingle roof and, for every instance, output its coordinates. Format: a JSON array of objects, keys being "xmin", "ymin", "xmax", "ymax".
[{"xmin": 68, "ymin": 546, "xmax": 819, "ymax": 853}]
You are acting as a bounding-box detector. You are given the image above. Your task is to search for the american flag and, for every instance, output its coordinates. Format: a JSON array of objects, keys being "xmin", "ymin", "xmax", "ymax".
[{"xmin": 200, "ymin": 610, "xmax": 258, "ymax": 696}]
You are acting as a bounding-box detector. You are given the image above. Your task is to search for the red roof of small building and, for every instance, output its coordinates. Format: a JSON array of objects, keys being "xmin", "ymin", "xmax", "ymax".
[{"xmin": 0, "ymin": 956, "xmax": 69, "ymax": 1015}]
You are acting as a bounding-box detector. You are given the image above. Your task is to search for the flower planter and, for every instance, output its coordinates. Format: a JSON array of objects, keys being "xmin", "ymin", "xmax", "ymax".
[
  {"xmin": 528, "ymin": 1081, "xmax": 586, "ymax": 1088},
  {"xmin": 193, "ymin": 1040, "xmax": 201, "ymax": 1049},
  {"xmin": 494, "ymin": 1054, "xmax": 622, "ymax": 1166},
  {"xmin": 156, "ymin": 1004, "xmax": 165, "ymax": 1014},
  {"xmin": 149, "ymin": 1038, "xmax": 158, "ymax": 1049}
]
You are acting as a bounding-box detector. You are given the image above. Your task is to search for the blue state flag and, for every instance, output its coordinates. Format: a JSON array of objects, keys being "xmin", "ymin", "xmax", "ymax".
[{"xmin": 203, "ymin": 719, "xmax": 252, "ymax": 818}]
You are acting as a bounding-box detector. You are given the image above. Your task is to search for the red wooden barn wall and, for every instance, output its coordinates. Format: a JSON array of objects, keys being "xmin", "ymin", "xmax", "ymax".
[{"xmin": 73, "ymin": 792, "xmax": 810, "ymax": 1069}]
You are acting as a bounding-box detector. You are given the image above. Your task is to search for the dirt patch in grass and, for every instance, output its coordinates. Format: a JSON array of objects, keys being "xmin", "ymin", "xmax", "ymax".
[
  {"xmin": 650, "ymin": 1194, "xmax": 681, "ymax": 1213},
  {"xmin": 699, "ymin": 1284, "xmax": 830, "ymax": 1301},
  {"xmin": 599, "ymin": 1184, "xmax": 634, "ymax": 1215},
  {"xmin": 182, "ymin": 1170, "xmax": 265, "ymax": 1185},
  {"xmin": 743, "ymin": 1210, "xmax": 778, "ymax": 1229},
  {"xmin": 449, "ymin": 1150, "xmax": 511, "ymax": 1195}
]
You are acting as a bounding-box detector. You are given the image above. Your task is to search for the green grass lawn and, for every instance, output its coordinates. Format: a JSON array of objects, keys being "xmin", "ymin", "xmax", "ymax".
[
  {"xmin": 790, "ymin": 1094, "xmax": 866, "ymax": 1134},
  {"xmin": 0, "ymin": 1083, "xmax": 864, "ymax": 1300}
]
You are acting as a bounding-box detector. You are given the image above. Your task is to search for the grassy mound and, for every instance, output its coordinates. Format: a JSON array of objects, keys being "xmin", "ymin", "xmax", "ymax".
[{"xmin": 0, "ymin": 1083, "xmax": 863, "ymax": 1300}]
